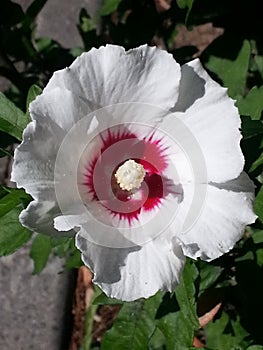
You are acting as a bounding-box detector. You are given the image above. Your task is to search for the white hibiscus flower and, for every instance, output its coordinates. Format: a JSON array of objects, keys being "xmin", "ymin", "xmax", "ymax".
[{"xmin": 11, "ymin": 45, "xmax": 256, "ymax": 301}]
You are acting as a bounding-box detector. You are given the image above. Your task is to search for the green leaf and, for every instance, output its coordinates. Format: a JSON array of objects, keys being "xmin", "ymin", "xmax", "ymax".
[
  {"xmin": 254, "ymin": 186, "xmax": 263, "ymax": 223},
  {"xmin": 66, "ymin": 249, "xmax": 83, "ymax": 269},
  {"xmin": 205, "ymin": 40, "xmax": 251, "ymax": 98},
  {"xmin": 237, "ymin": 86, "xmax": 263, "ymax": 120},
  {"xmin": 70, "ymin": 47, "xmax": 84, "ymax": 58},
  {"xmin": 167, "ymin": 26, "xmax": 179, "ymax": 51},
  {"xmin": 25, "ymin": 84, "xmax": 42, "ymax": 122},
  {"xmin": 254, "ymin": 55, "xmax": 263, "ymax": 81},
  {"xmin": 156, "ymin": 260, "xmax": 199, "ymax": 350},
  {"xmin": 83, "ymin": 286, "xmax": 101, "ymax": 350},
  {"xmin": 176, "ymin": 0, "xmax": 194, "ymax": 23},
  {"xmin": 101, "ymin": 293, "xmax": 163, "ymax": 350},
  {"xmin": 0, "ymin": 188, "xmax": 30, "ymax": 217},
  {"xmin": 249, "ymin": 152, "xmax": 263, "ymax": 172},
  {"xmin": 251, "ymin": 229, "xmax": 263, "ymax": 244},
  {"xmin": 0, "ymin": 92, "xmax": 29, "ymax": 140},
  {"xmin": 35, "ymin": 37, "xmax": 52, "ymax": 52},
  {"xmin": 0, "ymin": 186, "xmax": 7, "ymax": 199},
  {"xmin": 205, "ymin": 312, "xmax": 250, "ymax": 349},
  {"xmin": 242, "ymin": 230, "xmax": 263, "ymax": 266},
  {"xmin": 199, "ymin": 261, "xmax": 223, "ymax": 294},
  {"xmin": 247, "ymin": 346, "xmax": 263, "ymax": 350},
  {"xmin": 51, "ymin": 236, "xmax": 75, "ymax": 257},
  {"xmin": 100, "ymin": 0, "xmax": 122, "ymax": 16},
  {"xmin": 148, "ymin": 327, "xmax": 166, "ymax": 350},
  {"xmin": 0, "ymin": 206, "xmax": 32, "ymax": 256},
  {"xmin": 51, "ymin": 236, "xmax": 83, "ymax": 269},
  {"xmin": 30, "ymin": 234, "xmax": 52, "ymax": 274},
  {"xmin": 93, "ymin": 292, "xmax": 123, "ymax": 305},
  {"xmin": 175, "ymin": 260, "xmax": 199, "ymax": 328},
  {"xmin": 241, "ymin": 116, "xmax": 263, "ymax": 139},
  {"xmin": 188, "ymin": 348, "xmax": 213, "ymax": 350},
  {"xmin": 79, "ymin": 17, "xmax": 96, "ymax": 33},
  {"xmin": 26, "ymin": 85, "xmax": 42, "ymax": 115},
  {"xmin": 176, "ymin": 0, "xmax": 193, "ymax": 8},
  {"xmin": 255, "ymin": 249, "xmax": 263, "ymax": 267}
]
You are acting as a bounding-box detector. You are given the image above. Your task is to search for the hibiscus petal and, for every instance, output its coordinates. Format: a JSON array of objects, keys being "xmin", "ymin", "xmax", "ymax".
[
  {"xmin": 11, "ymin": 117, "xmax": 71, "ymax": 235},
  {"xmin": 76, "ymin": 230, "xmax": 185, "ymax": 301},
  {"xmin": 29, "ymin": 87, "xmax": 91, "ymax": 131},
  {"xmin": 19, "ymin": 192, "xmax": 73, "ymax": 236},
  {"xmin": 176, "ymin": 173, "xmax": 257, "ymax": 261},
  {"xmin": 42, "ymin": 45, "xmax": 181, "ymax": 114},
  {"xmin": 172, "ymin": 59, "xmax": 244, "ymax": 183},
  {"xmin": 11, "ymin": 118, "xmax": 64, "ymax": 194}
]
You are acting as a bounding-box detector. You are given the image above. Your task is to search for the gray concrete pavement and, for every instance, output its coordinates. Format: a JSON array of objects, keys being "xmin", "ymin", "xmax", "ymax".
[
  {"xmin": 0, "ymin": 246, "xmax": 75, "ymax": 350},
  {"xmin": 15, "ymin": 0, "xmax": 101, "ymax": 48}
]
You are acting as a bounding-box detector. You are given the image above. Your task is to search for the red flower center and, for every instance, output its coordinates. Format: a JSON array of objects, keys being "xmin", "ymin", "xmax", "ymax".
[{"xmin": 82, "ymin": 125, "xmax": 174, "ymax": 225}]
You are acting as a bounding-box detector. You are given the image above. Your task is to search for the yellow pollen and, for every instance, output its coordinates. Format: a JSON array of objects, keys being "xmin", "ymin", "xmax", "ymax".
[{"xmin": 115, "ymin": 159, "xmax": 146, "ymax": 191}]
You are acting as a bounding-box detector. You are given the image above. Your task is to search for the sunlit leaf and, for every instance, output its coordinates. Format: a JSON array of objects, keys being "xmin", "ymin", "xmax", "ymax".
[
  {"xmin": 205, "ymin": 40, "xmax": 250, "ymax": 98},
  {"xmin": 176, "ymin": 0, "xmax": 193, "ymax": 8},
  {"xmin": 100, "ymin": 0, "xmax": 122, "ymax": 16},
  {"xmin": 79, "ymin": 17, "xmax": 96, "ymax": 33},
  {"xmin": 237, "ymin": 86, "xmax": 263, "ymax": 120},
  {"xmin": 176, "ymin": 0, "xmax": 194, "ymax": 23},
  {"xmin": 35, "ymin": 37, "xmax": 52, "ymax": 52}
]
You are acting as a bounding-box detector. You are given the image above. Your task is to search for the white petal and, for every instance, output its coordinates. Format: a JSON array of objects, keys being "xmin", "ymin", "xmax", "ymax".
[
  {"xmin": 42, "ymin": 45, "xmax": 181, "ymax": 113},
  {"xmin": 210, "ymin": 171, "xmax": 256, "ymax": 193},
  {"xmin": 76, "ymin": 230, "xmax": 185, "ymax": 301},
  {"xmin": 171, "ymin": 59, "xmax": 244, "ymax": 183},
  {"xmin": 11, "ymin": 117, "xmax": 71, "ymax": 235},
  {"xmin": 159, "ymin": 113, "xmax": 208, "ymax": 184},
  {"xmin": 176, "ymin": 174, "xmax": 257, "ymax": 261},
  {"xmin": 11, "ymin": 118, "xmax": 64, "ymax": 195},
  {"xmin": 19, "ymin": 192, "xmax": 73, "ymax": 236},
  {"xmin": 29, "ymin": 87, "xmax": 90, "ymax": 131}
]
